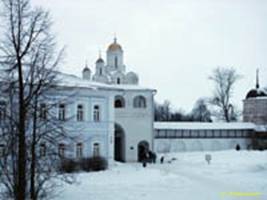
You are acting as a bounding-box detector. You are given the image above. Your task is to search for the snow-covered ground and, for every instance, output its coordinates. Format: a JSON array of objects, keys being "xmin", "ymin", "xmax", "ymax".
[{"xmin": 55, "ymin": 150, "xmax": 267, "ymax": 200}]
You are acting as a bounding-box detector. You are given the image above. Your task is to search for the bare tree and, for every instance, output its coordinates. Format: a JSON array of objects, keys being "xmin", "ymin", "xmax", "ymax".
[
  {"xmin": 154, "ymin": 100, "xmax": 171, "ymax": 121},
  {"xmin": 191, "ymin": 98, "xmax": 212, "ymax": 122},
  {"xmin": 0, "ymin": 0, "xmax": 73, "ymax": 199},
  {"xmin": 209, "ymin": 67, "xmax": 241, "ymax": 122}
]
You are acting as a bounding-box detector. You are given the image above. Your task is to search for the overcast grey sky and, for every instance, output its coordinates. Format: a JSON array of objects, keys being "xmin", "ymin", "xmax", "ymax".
[{"xmin": 32, "ymin": 0, "xmax": 267, "ymax": 112}]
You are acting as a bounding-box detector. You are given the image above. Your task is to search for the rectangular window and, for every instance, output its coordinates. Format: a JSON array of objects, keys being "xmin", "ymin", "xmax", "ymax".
[
  {"xmin": 58, "ymin": 143, "xmax": 65, "ymax": 157},
  {"xmin": 58, "ymin": 104, "xmax": 66, "ymax": 121},
  {"xmin": 176, "ymin": 130, "xmax": 182, "ymax": 138},
  {"xmin": 40, "ymin": 143, "xmax": 46, "ymax": 157},
  {"xmin": 76, "ymin": 143, "xmax": 83, "ymax": 158},
  {"xmin": 40, "ymin": 103, "xmax": 47, "ymax": 120},
  {"xmin": 229, "ymin": 130, "xmax": 236, "ymax": 137},
  {"xmin": 191, "ymin": 130, "xmax": 198, "ymax": 138},
  {"xmin": 93, "ymin": 105, "xmax": 100, "ymax": 122},
  {"xmin": 199, "ymin": 130, "xmax": 206, "ymax": 138},
  {"xmin": 214, "ymin": 130, "xmax": 221, "ymax": 137},
  {"xmin": 77, "ymin": 105, "xmax": 84, "ymax": 121},
  {"xmin": 206, "ymin": 130, "xmax": 213, "ymax": 138},
  {"xmin": 157, "ymin": 130, "xmax": 165, "ymax": 138},
  {"xmin": 183, "ymin": 130, "xmax": 190, "ymax": 138},
  {"xmin": 236, "ymin": 131, "xmax": 242, "ymax": 138},
  {"xmin": 221, "ymin": 130, "xmax": 228, "ymax": 138},
  {"xmin": 93, "ymin": 143, "xmax": 100, "ymax": 157}
]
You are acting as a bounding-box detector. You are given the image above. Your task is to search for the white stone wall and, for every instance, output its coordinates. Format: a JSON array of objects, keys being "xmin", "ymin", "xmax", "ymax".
[{"xmin": 154, "ymin": 138, "xmax": 251, "ymax": 153}]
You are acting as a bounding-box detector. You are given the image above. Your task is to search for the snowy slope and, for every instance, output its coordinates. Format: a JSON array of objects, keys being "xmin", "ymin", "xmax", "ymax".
[{"xmin": 55, "ymin": 150, "xmax": 267, "ymax": 200}]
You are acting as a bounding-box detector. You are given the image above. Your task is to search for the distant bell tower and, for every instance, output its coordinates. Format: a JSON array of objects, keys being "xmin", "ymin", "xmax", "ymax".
[{"xmin": 106, "ymin": 37, "xmax": 125, "ymax": 73}]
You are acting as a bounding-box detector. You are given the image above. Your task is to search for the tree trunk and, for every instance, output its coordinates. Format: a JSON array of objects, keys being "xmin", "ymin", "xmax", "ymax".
[
  {"xmin": 17, "ymin": 59, "xmax": 27, "ymax": 200},
  {"xmin": 30, "ymin": 96, "xmax": 38, "ymax": 200}
]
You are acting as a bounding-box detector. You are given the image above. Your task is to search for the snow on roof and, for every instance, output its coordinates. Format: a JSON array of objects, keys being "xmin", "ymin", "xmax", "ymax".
[
  {"xmin": 254, "ymin": 125, "xmax": 267, "ymax": 132},
  {"xmin": 57, "ymin": 72, "xmax": 155, "ymax": 92},
  {"xmin": 154, "ymin": 122, "xmax": 256, "ymax": 130}
]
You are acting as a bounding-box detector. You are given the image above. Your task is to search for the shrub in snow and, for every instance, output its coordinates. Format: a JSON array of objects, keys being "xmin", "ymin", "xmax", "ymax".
[
  {"xmin": 59, "ymin": 158, "xmax": 78, "ymax": 173},
  {"xmin": 80, "ymin": 156, "xmax": 107, "ymax": 172},
  {"xmin": 236, "ymin": 144, "xmax": 241, "ymax": 151}
]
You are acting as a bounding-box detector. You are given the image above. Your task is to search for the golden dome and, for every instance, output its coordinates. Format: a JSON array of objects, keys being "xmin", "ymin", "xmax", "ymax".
[{"xmin": 107, "ymin": 37, "xmax": 122, "ymax": 51}]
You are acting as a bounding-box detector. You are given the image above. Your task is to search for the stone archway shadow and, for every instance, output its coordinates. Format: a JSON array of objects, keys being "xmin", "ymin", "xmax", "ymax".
[{"xmin": 114, "ymin": 123, "xmax": 125, "ymax": 162}]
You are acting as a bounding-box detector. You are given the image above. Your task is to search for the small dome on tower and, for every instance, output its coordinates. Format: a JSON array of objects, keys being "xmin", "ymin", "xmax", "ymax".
[
  {"xmin": 82, "ymin": 62, "xmax": 91, "ymax": 80},
  {"xmin": 245, "ymin": 69, "xmax": 267, "ymax": 99},
  {"xmin": 246, "ymin": 89, "xmax": 266, "ymax": 99},
  {"xmin": 107, "ymin": 37, "xmax": 122, "ymax": 51},
  {"xmin": 96, "ymin": 57, "xmax": 104, "ymax": 63},
  {"xmin": 83, "ymin": 66, "xmax": 90, "ymax": 72}
]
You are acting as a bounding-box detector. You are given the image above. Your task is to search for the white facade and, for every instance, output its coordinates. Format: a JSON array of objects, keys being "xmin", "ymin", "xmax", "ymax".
[
  {"xmin": 45, "ymin": 78, "xmax": 117, "ymax": 164},
  {"xmin": 82, "ymin": 38, "xmax": 155, "ymax": 162}
]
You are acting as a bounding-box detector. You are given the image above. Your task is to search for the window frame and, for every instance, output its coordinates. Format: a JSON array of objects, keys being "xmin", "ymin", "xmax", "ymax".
[
  {"xmin": 40, "ymin": 143, "xmax": 46, "ymax": 157},
  {"xmin": 93, "ymin": 142, "xmax": 100, "ymax": 157},
  {"xmin": 93, "ymin": 105, "xmax": 100, "ymax": 122},
  {"xmin": 40, "ymin": 103, "xmax": 48, "ymax": 120},
  {"xmin": 77, "ymin": 104, "xmax": 84, "ymax": 122},
  {"xmin": 58, "ymin": 104, "xmax": 66, "ymax": 121},
  {"xmin": 133, "ymin": 95, "xmax": 147, "ymax": 108},
  {"xmin": 76, "ymin": 143, "xmax": 83, "ymax": 158},
  {"xmin": 58, "ymin": 143, "xmax": 65, "ymax": 158},
  {"xmin": 114, "ymin": 95, "xmax": 125, "ymax": 108}
]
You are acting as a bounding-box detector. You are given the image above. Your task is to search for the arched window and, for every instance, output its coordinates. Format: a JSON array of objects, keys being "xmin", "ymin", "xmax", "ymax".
[
  {"xmin": 77, "ymin": 104, "xmax": 84, "ymax": 121},
  {"xmin": 93, "ymin": 105, "xmax": 100, "ymax": 122},
  {"xmin": 76, "ymin": 143, "xmax": 83, "ymax": 158},
  {"xmin": 58, "ymin": 143, "xmax": 65, "ymax": 157},
  {"xmin": 40, "ymin": 143, "xmax": 46, "ymax": 157},
  {"xmin": 133, "ymin": 96, "xmax": 146, "ymax": 108},
  {"xmin": 0, "ymin": 101, "xmax": 6, "ymax": 123},
  {"xmin": 58, "ymin": 104, "xmax": 66, "ymax": 121},
  {"xmin": 99, "ymin": 68, "xmax": 103, "ymax": 76},
  {"xmin": 93, "ymin": 143, "xmax": 100, "ymax": 157},
  {"xmin": 40, "ymin": 103, "xmax": 47, "ymax": 120},
  {"xmin": 115, "ymin": 56, "xmax": 118, "ymax": 68},
  {"xmin": 114, "ymin": 95, "xmax": 125, "ymax": 108}
]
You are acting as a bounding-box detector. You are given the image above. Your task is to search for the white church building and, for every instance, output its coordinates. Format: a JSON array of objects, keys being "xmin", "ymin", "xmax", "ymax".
[{"xmin": 54, "ymin": 38, "xmax": 156, "ymax": 163}]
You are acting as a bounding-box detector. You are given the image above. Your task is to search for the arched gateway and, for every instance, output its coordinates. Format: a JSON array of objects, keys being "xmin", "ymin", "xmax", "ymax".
[{"xmin": 114, "ymin": 123, "xmax": 125, "ymax": 162}]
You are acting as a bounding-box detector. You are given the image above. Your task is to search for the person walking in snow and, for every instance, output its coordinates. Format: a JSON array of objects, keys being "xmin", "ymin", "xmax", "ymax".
[{"xmin": 160, "ymin": 156, "xmax": 164, "ymax": 164}]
